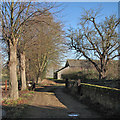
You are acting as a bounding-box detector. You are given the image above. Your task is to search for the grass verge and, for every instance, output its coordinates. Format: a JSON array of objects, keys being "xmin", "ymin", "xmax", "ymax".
[{"xmin": 2, "ymin": 90, "xmax": 35, "ymax": 119}]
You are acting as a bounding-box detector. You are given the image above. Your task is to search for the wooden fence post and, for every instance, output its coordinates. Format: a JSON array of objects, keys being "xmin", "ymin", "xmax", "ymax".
[{"xmin": 65, "ymin": 78, "xmax": 68, "ymax": 88}]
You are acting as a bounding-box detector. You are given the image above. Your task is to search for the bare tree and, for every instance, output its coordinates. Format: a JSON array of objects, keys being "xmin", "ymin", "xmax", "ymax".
[
  {"xmin": 1, "ymin": 1, "xmax": 57, "ymax": 99},
  {"xmin": 23, "ymin": 13, "xmax": 65, "ymax": 83},
  {"xmin": 67, "ymin": 8, "xmax": 120, "ymax": 80}
]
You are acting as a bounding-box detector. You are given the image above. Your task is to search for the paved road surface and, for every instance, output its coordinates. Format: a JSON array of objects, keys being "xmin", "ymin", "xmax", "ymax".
[{"xmin": 21, "ymin": 86, "xmax": 101, "ymax": 119}]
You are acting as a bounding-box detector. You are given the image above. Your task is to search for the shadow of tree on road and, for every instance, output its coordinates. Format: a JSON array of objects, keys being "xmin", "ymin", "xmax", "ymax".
[
  {"xmin": 34, "ymin": 85, "xmax": 102, "ymax": 118},
  {"xmin": 2, "ymin": 104, "xmax": 71, "ymax": 119}
]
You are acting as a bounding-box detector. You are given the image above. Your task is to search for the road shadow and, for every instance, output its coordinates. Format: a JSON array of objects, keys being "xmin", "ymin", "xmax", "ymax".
[
  {"xmin": 35, "ymin": 85, "xmax": 119, "ymax": 119},
  {"xmin": 35, "ymin": 86, "xmax": 57, "ymax": 92},
  {"xmin": 48, "ymin": 78, "xmax": 65, "ymax": 84},
  {"xmin": 2, "ymin": 104, "xmax": 77, "ymax": 119},
  {"xmin": 54, "ymin": 87, "xmax": 120, "ymax": 119},
  {"xmin": 34, "ymin": 85, "xmax": 102, "ymax": 118}
]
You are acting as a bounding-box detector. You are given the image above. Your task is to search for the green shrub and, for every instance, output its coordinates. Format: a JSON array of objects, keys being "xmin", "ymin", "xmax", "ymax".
[
  {"xmin": 61, "ymin": 70, "xmax": 99, "ymax": 81},
  {"xmin": 29, "ymin": 91, "xmax": 35, "ymax": 94}
]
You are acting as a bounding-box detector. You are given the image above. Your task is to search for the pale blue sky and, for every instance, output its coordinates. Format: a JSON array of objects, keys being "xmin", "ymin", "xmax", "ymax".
[
  {"xmin": 56, "ymin": 2, "xmax": 119, "ymax": 66},
  {"xmin": 61, "ymin": 2, "xmax": 118, "ymax": 29}
]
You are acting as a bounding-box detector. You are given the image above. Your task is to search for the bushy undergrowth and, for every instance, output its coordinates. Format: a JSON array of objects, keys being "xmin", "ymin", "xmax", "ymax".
[
  {"xmin": 61, "ymin": 69, "xmax": 119, "ymax": 81},
  {"xmin": 61, "ymin": 70, "xmax": 99, "ymax": 81}
]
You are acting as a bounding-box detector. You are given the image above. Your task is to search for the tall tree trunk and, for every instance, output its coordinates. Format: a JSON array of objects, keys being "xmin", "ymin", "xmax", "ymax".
[
  {"xmin": 36, "ymin": 71, "xmax": 41, "ymax": 84},
  {"xmin": 9, "ymin": 43, "xmax": 19, "ymax": 100},
  {"xmin": 26, "ymin": 58, "xmax": 30, "ymax": 84},
  {"xmin": 99, "ymin": 57, "xmax": 106, "ymax": 80},
  {"xmin": 20, "ymin": 52, "xmax": 27, "ymax": 90},
  {"xmin": 99, "ymin": 70, "xmax": 106, "ymax": 80}
]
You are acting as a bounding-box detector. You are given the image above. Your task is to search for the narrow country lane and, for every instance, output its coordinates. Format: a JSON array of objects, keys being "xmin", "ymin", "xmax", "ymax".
[{"xmin": 21, "ymin": 85, "xmax": 101, "ymax": 119}]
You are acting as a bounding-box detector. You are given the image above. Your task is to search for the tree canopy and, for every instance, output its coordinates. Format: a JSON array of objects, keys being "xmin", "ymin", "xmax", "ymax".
[{"xmin": 67, "ymin": 8, "xmax": 120, "ymax": 79}]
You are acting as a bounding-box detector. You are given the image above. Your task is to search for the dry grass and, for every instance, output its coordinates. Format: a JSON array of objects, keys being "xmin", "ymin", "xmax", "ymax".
[
  {"xmin": 40, "ymin": 79, "xmax": 57, "ymax": 85},
  {"xmin": 2, "ymin": 89, "xmax": 35, "ymax": 118}
]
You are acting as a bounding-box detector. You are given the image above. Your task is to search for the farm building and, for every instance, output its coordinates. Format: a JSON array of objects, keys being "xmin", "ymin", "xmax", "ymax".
[
  {"xmin": 54, "ymin": 59, "xmax": 119, "ymax": 80},
  {"xmin": 54, "ymin": 59, "xmax": 97, "ymax": 79}
]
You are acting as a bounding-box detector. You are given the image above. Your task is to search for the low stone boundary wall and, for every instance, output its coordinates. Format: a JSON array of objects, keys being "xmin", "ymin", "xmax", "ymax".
[{"xmin": 67, "ymin": 80, "xmax": 120, "ymax": 113}]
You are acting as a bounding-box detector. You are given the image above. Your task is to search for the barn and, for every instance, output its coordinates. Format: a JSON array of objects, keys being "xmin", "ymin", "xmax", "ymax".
[{"xmin": 54, "ymin": 59, "xmax": 95, "ymax": 79}]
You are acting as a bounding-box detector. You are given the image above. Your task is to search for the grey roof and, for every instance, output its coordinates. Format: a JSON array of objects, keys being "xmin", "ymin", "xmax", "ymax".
[
  {"xmin": 55, "ymin": 59, "xmax": 118, "ymax": 73},
  {"xmin": 65, "ymin": 59, "xmax": 100, "ymax": 68}
]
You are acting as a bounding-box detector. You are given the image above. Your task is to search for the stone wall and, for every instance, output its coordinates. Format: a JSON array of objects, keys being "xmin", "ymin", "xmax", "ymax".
[{"xmin": 67, "ymin": 80, "xmax": 120, "ymax": 114}]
